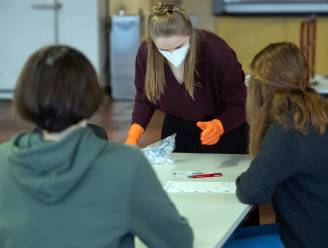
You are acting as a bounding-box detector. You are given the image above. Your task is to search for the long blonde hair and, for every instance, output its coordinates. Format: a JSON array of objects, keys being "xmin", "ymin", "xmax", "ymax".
[
  {"xmin": 145, "ymin": 2, "xmax": 199, "ymax": 103},
  {"xmin": 247, "ymin": 42, "xmax": 328, "ymax": 157}
]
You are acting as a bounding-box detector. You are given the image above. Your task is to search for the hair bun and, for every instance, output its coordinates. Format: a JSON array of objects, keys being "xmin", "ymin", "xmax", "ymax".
[{"xmin": 152, "ymin": 2, "xmax": 166, "ymax": 16}]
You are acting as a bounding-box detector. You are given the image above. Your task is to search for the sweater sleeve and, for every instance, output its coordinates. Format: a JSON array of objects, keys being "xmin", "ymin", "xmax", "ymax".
[
  {"xmin": 216, "ymin": 49, "xmax": 246, "ymax": 133},
  {"xmin": 129, "ymin": 152, "xmax": 193, "ymax": 248},
  {"xmin": 131, "ymin": 44, "xmax": 156, "ymax": 129},
  {"xmin": 236, "ymin": 122, "xmax": 301, "ymax": 205}
]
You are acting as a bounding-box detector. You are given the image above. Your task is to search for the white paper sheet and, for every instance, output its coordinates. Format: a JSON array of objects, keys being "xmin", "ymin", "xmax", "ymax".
[{"xmin": 164, "ymin": 181, "xmax": 236, "ymax": 193}]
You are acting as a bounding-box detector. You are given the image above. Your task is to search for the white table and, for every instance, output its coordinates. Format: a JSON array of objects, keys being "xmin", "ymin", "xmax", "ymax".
[{"xmin": 136, "ymin": 153, "xmax": 252, "ymax": 248}]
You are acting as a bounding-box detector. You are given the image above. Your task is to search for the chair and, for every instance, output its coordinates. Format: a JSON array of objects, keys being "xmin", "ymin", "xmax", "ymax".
[
  {"xmin": 223, "ymin": 224, "xmax": 284, "ymax": 248},
  {"xmin": 300, "ymin": 15, "xmax": 317, "ymax": 80}
]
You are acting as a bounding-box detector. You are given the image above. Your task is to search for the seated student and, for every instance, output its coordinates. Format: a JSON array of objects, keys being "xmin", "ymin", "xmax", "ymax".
[
  {"xmin": 225, "ymin": 42, "xmax": 328, "ymax": 248},
  {"xmin": 0, "ymin": 45, "xmax": 193, "ymax": 248}
]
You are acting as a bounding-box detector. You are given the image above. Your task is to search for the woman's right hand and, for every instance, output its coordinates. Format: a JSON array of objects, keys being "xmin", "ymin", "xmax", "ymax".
[{"xmin": 124, "ymin": 123, "xmax": 145, "ymax": 145}]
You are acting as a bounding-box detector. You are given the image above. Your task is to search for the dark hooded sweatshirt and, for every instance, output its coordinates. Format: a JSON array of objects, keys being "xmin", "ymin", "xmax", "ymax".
[{"xmin": 0, "ymin": 127, "xmax": 193, "ymax": 248}]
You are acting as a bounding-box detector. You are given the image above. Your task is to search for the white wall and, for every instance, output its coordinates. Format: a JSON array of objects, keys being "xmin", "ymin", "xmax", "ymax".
[
  {"xmin": 0, "ymin": 0, "xmax": 55, "ymax": 98},
  {"xmin": 0, "ymin": 0, "xmax": 106, "ymax": 98}
]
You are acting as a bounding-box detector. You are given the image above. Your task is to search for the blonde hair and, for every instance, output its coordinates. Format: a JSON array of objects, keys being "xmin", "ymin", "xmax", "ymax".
[
  {"xmin": 145, "ymin": 2, "xmax": 199, "ymax": 103},
  {"xmin": 247, "ymin": 42, "xmax": 328, "ymax": 157}
]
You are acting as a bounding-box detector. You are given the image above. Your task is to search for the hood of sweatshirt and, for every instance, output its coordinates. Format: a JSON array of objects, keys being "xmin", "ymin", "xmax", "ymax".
[{"xmin": 6, "ymin": 127, "xmax": 107, "ymax": 204}]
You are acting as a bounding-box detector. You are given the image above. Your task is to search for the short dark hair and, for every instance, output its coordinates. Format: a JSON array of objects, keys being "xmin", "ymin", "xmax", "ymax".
[{"xmin": 14, "ymin": 45, "xmax": 103, "ymax": 132}]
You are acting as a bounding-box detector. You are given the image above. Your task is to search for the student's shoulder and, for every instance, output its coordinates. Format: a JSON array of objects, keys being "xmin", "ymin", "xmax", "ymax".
[
  {"xmin": 104, "ymin": 141, "xmax": 142, "ymax": 155},
  {"xmin": 99, "ymin": 142, "xmax": 149, "ymax": 170},
  {"xmin": 263, "ymin": 119, "xmax": 300, "ymax": 148},
  {"xmin": 0, "ymin": 138, "xmax": 18, "ymax": 175},
  {"xmin": 0, "ymin": 135, "xmax": 20, "ymax": 156},
  {"xmin": 0, "ymin": 141, "xmax": 8, "ymax": 151},
  {"xmin": 0, "ymin": 141, "xmax": 10, "ymax": 164},
  {"xmin": 266, "ymin": 119, "xmax": 290, "ymax": 135}
]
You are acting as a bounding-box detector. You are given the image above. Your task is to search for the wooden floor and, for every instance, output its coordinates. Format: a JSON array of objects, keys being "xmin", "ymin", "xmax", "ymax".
[
  {"xmin": 0, "ymin": 97, "xmax": 164, "ymax": 146},
  {"xmin": 0, "ymin": 96, "xmax": 275, "ymax": 224}
]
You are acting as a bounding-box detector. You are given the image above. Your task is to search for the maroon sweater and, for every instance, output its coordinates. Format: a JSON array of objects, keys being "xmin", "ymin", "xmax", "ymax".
[{"xmin": 132, "ymin": 30, "xmax": 246, "ymax": 133}]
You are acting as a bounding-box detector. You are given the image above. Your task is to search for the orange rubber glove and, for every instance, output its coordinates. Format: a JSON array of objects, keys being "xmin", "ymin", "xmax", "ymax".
[
  {"xmin": 124, "ymin": 123, "xmax": 145, "ymax": 145},
  {"xmin": 196, "ymin": 119, "xmax": 224, "ymax": 145}
]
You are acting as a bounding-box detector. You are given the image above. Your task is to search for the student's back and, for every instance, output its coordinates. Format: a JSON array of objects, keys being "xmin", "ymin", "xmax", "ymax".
[
  {"xmin": 0, "ymin": 45, "xmax": 193, "ymax": 248},
  {"xmin": 237, "ymin": 120, "xmax": 328, "ymax": 247},
  {"xmin": 0, "ymin": 127, "xmax": 192, "ymax": 248},
  {"xmin": 233, "ymin": 42, "xmax": 328, "ymax": 248},
  {"xmin": 282, "ymin": 123, "xmax": 328, "ymax": 247}
]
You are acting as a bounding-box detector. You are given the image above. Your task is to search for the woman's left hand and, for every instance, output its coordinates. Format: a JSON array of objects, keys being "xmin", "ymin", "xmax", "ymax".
[{"xmin": 196, "ymin": 119, "xmax": 224, "ymax": 145}]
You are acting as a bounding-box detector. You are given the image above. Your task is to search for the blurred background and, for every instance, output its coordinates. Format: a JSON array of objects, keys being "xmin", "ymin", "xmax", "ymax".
[
  {"xmin": 1, "ymin": 0, "xmax": 328, "ymax": 144},
  {"xmin": 1, "ymin": 0, "xmax": 328, "ymax": 225}
]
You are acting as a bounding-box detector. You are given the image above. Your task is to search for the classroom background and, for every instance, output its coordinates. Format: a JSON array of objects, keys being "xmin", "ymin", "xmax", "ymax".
[{"xmin": 1, "ymin": 0, "xmax": 328, "ymax": 229}]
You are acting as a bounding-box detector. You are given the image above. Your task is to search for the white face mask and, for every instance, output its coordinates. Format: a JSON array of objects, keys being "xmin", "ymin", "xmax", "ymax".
[{"xmin": 158, "ymin": 42, "xmax": 190, "ymax": 68}]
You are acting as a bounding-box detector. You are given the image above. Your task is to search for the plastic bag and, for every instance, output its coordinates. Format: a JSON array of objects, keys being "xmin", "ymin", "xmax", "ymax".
[{"xmin": 142, "ymin": 134, "xmax": 176, "ymax": 165}]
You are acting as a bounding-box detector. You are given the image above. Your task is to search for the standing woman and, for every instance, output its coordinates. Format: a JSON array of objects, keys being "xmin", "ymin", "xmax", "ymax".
[{"xmin": 125, "ymin": 2, "xmax": 247, "ymax": 153}]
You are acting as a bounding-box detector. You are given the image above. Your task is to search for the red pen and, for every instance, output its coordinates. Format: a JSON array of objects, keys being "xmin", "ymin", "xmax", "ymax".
[{"xmin": 189, "ymin": 172, "xmax": 223, "ymax": 178}]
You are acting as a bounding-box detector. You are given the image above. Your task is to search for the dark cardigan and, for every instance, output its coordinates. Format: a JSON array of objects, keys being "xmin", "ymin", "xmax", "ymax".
[{"xmin": 236, "ymin": 121, "xmax": 328, "ymax": 248}]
